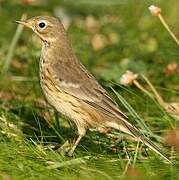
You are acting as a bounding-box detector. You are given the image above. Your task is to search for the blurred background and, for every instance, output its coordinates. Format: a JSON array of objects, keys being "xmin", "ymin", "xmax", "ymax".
[{"xmin": 0, "ymin": 0, "xmax": 179, "ymax": 179}]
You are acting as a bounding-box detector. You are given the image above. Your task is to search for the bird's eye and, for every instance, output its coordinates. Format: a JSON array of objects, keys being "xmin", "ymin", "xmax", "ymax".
[{"xmin": 38, "ymin": 22, "xmax": 46, "ymax": 28}]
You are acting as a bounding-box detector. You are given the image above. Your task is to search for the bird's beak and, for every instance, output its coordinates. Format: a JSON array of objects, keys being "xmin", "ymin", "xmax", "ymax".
[{"xmin": 15, "ymin": 20, "xmax": 32, "ymax": 29}]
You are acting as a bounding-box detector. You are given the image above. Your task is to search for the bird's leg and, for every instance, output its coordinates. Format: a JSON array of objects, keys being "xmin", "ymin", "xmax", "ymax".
[
  {"xmin": 68, "ymin": 126, "xmax": 87, "ymax": 156},
  {"xmin": 68, "ymin": 135, "xmax": 84, "ymax": 156}
]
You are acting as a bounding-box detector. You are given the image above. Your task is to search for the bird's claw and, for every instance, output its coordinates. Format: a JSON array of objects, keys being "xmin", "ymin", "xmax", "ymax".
[{"xmin": 57, "ymin": 140, "xmax": 77, "ymax": 156}]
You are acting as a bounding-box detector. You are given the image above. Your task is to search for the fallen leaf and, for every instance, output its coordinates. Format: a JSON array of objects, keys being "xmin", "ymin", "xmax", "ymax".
[
  {"xmin": 108, "ymin": 32, "xmax": 120, "ymax": 45},
  {"xmin": 0, "ymin": 91, "xmax": 13, "ymax": 100},
  {"xmin": 164, "ymin": 129, "xmax": 179, "ymax": 150},
  {"xmin": 164, "ymin": 62, "xmax": 178, "ymax": 76},
  {"xmin": 126, "ymin": 166, "xmax": 141, "ymax": 180},
  {"xmin": 85, "ymin": 16, "xmax": 101, "ymax": 33},
  {"xmin": 91, "ymin": 34, "xmax": 107, "ymax": 51},
  {"xmin": 11, "ymin": 58, "xmax": 27, "ymax": 69},
  {"xmin": 20, "ymin": 0, "xmax": 35, "ymax": 5}
]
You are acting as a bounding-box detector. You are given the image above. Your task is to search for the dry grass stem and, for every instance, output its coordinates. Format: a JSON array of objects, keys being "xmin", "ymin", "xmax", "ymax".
[
  {"xmin": 142, "ymin": 75, "xmax": 166, "ymax": 107},
  {"xmin": 149, "ymin": 5, "xmax": 179, "ymax": 45},
  {"xmin": 120, "ymin": 71, "xmax": 179, "ymax": 117},
  {"xmin": 142, "ymin": 75, "xmax": 179, "ymax": 117}
]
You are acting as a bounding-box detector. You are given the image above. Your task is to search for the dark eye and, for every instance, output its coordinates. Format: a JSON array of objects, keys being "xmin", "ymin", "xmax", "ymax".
[{"xmin": 39, "ymin": 22, "xmax": 46, "ymax": 28}]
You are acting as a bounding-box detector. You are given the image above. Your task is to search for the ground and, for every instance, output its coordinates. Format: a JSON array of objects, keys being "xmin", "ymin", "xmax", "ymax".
[{"xmin": 0, "ymin": 0, "xmax": 179, "ymax": 179}]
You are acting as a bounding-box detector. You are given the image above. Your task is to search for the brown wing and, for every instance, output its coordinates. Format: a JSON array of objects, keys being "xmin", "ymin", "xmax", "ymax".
[{"xmin": 50, "ymin": 57, "xmax": 127, "ymax": 119}]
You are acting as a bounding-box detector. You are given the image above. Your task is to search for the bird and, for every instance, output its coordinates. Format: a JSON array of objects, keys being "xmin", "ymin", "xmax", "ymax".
[{"xmin": 16, "ymin": 16, "xmax": 171, "ymax": 162}]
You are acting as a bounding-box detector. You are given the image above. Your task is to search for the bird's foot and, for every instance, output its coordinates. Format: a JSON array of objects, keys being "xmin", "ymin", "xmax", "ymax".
[
  {"xmin": 57, "ymin": 140, "xmax": 77, "ymax": 156},
  {"xmin": 57, "ymin": 140, "xmax": 72, "ymax": 156},
  {"xmin": 67, "ymin": 144, "xmax": 78, "ymax": 156},
  {"xmin": 57, "ymin": 135, "xmax": 83, "ymax": 156}
]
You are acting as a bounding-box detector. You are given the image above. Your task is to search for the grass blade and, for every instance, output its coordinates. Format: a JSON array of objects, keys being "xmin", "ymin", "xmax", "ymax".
[
  {"xmin": 48, "ymin": 156, "xmax": 89, "ymax": 169},
  {"xmin": 111, "ymin": 87, "xmax": 153, "ymax": 137},
  {"xmin": 2, "ymin": 14, "xmax": 27, "ymax": 73}
]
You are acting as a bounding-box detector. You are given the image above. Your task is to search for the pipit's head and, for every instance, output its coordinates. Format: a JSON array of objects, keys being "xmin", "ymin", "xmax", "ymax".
[{"xmin": 16, "ymin": 16, "xmax": 65, "ymax": 43}]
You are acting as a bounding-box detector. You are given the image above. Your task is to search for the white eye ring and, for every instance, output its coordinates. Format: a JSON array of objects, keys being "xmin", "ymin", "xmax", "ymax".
[{"xmin": 38, "ymin": 21, "xmax": 47, "ymax": 29}]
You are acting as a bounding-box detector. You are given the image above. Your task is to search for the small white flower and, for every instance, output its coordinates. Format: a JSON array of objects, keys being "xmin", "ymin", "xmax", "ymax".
[
  {"xmin": 120, "ymin": 70, "xmax": 138, "ymax": 86},
  {"xmin": 149, "ymin": 5, "xmax": 161, "ymax": 16}
]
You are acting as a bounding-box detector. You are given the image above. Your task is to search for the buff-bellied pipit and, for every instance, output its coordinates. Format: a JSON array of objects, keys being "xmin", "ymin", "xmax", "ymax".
[{"xmin": 16, "ymin": 16, "xmax": 170, "ymax": 162}]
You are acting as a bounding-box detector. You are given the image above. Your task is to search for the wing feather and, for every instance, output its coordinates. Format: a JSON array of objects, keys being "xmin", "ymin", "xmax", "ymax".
[{"xmin": 50, "ymin": 59, "xmax": 127, "ymax": 119}]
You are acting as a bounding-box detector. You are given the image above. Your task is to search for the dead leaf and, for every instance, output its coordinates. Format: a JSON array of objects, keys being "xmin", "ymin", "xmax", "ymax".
[
  {"xmin": 91, "ymin": 34, "xmax": 107, "ymax": 51},
  {"xmin": 11, "ymin": 58, "xmax": 27, "ymax": 69},
  {"xmin": 20, "ymin": 0, "xmax": 45, "ymax": 5},
  {"xmin": 0, "ymin": 91, "xmax": 13, "ymax": 100},
  {"xmin": 164, "ymin": 62, "xmax": 178, "ymax": 76},
  {"xmin": 20, "ymin": 0, "xmax": 35, "ymax": 5},
  {"xmin": 85, "ymin": 16, "xmax": 101, "ymax": 33},
  {"xmin": 126, "ymin": 166, "xmax": 141, "ymax": 180},
  {"xmin": 0, "ymin": 172, "xmax": 11, "ymax": 180},
  {"xmin": 108, "ymin": 32, "xmax": 120, "ymax": 45},
  {"xmin": 164, "ymin": 129, "xmax": 179, "ymax": 150}
]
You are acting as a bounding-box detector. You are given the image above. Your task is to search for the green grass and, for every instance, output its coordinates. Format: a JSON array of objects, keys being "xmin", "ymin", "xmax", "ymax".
[{"xmin": 0, "ymin": 0, "xmax": 179, "ymax": 179}]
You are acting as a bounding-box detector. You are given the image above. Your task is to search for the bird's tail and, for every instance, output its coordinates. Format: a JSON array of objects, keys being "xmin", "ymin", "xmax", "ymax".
[{"xmin": 109, "ymin": 117, "xmax": 171, "ymax": 163}]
